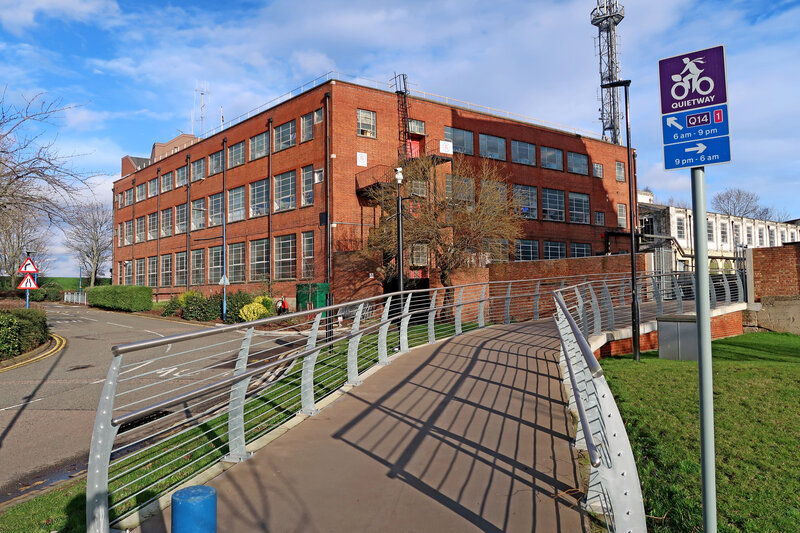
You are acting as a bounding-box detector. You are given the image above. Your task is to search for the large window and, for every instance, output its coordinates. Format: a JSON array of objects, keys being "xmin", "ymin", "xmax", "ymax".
[
  {"xmin": 228, "ymin": 243, "xmax": 245, "ymax": 283},
  {"xmin": 161, "ymin": 209, "xmax": 173, "ymax": 237},
  {"xmin": 617, "ymin": 203, "xmax": 627, "ymax": 228},
  {"xmin": 445, "ymin": 174, "xmax": 475, "ymax": 208},
  {"xmin": 250, "ymin": 178, "xmax": 269, "ymax": 217},
  {"xmin": 117, "ymin": 223, "xmax": 123, "ymax": 246},
  {"xmin": 733, "ymin": 223, "xmax": 741, "ymax": 244},
  {"xmin": 209, "ymin": 150, "xmax": 224, "ymax": 175},
  {"xmin": 228, "ymin": 186, "xmax": 245, "ymax": 222},
  {"xmin": 124, "ymin": 188, "xmax": 133, "ymax": 205},
  {"xmin": 174, "ymin": 252, "xmax": 187, "ymax": 286},
  {"xmin": 250, "ymin": 238, "xmax": 270, "ymax": 281},
  {"xmin": 571, "ymin": 243, "xmax": 591, "ymax": 258},
  {"xmin": 209, "ymin": 193, "xmax": 223, "ymax": 227},
  {"xmin": 479, "ymin": 133, "xmax": 506, "ymax": 160},
  {"xmin": 407, "ymin": 119, "xmax": 425, "ymax": 135},
  {"xmin": 228, "ymin": 141, "xmax": 245, "ymax": 168},
  {"xmin": 593, "ymin": 163, "xmax": 603, "ymax": 178},
  {"xmin": 677, "ymin": 216, "xmax": 686, "ymax": 239},
  {"xmin": 175, "ymin": 165, "xmax": 188, "ymax": 187},
  {"xmin": 135, "ymin": 183, "xmax": 146, "ymax": 202},
  {"xmin": 145, "ymin": 178, "xmax": 157, "ymax": 198},
  {"xmin": 540, "ymin": 146, "xmax": 563, "ymax": 170},
  {"xmin": 208, "ymin": 246, "xmax": 223, "ymax": 284},
  {"xmin": 542, "ymin": 188, "xmax": 565, "ymax": 221},
  {"xmin": 357, "ymin": 109, "xmax": 376, "ymax": 137},
  {"xmin": 250, "ymin": 131, "xmax": 269, "ymax": 160},
  {"xmin": 511, "ymin": 140, "xmax": 536, "ymax": 166},
  {"xmin": 515, "ymin": 239, "xmax": 539, "ymax": 261},
  {"xmin": 411, "ymin": 243, "xmax": 428, "ymax": 266},
  {"xmin": 595, "ymin": 211, "xmax": 605, "ymax": 226},
  {"xmin": 300, "ymin": 112, "xmax": 313, "ymax": 142},
  {"xmin": 124, "ymin": 261, "xmax": 133, "ymax": 286},
  {"xmin": 301, "ymin": 166, "xmax": 314, "ymax": 207},
  {"xmin": 191, "ymin": 159, "xmax": 205, "ymax": 181},
  {"xmin": 314, "ymin": 108, "xmax": 323, "ymax": 124},
  {"xmin": 567, "ymin": 152, "xmax": 589, "ymax": 175},
  {"xmin": 569, "ymin": 192, "xmax": 590, "ymax": 224},
  {"xmin": 147, "ymin": 212, "xmax": 158, "ymax": 240},
  {"xmin": 191, "ymin": 249, "xmax": 205, "ymax": 285},
  {"xmin": 175, "ymin": 203, "xmax": 187, "ymax": 234},
  {"xmin": 543, "ymin": 241, "xmax": 566, "ymax": 259},
  {"xmin": 147, "ymin": 256, "xmax": 158, "ymax": 287},
  {"xmin": 707, "ymin": 220, "xmax": 715, "ymax": 242},
  {"xmin": 135, "ymin": 258, "xmax": 145, "ymax": 286},
  {"xmin": 161, "ymin": 172, "xmax": 173, "ymax": 193},
  {"xmin": 721, "ymin": 223, "xmax": 729, "ymax": 244},
  {"xmin": 616, "ymin": 161, "xmax": 625, "ymax": 182},
  {"xmin": 444, "ymin": 127, "xmax": 474, "ymax": 155},
  {"xmin": 135, "ymin": 216, "xmax": 145, "ymax": 243},
  {"xmin": 160, "ymin": 254, "xmax": 172, "ymax": 287},
  {"xmin": 746, "ymin": 225, "xmax": 753, "ymax": 245},
  {"xmin": 301, "ymin": 231, "xmax": 314, "ymax": 279},
  {"xmin": 124, "ymin": 220, "xmax": 133, "ymax": 245},
  {"xmin": 191, "ymin": 198, "xmax": 205, "ymax": 230},
  {"xmin": 274, "ymin": 234, "xmax": 297, "ymax": 280},
  {"xmin": 768, "ymin": 228, "xmax": 775, "ymax": 247},
  {"xmin": 758, "ymin": 227, "xmax": 764, "ymax": 246},
  {"xmin": 274, "ymin": 120, "xmax": 296, "ymax": 151},
  {"xmin": 274, "ymin": 170, "xmax": 296, "ymax": 212},
  {"xmin": 513, "ymin": 184, "xmax": 537, "ymax": 219}
]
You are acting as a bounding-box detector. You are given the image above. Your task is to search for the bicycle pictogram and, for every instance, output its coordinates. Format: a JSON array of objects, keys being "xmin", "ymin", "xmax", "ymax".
[{"xmin": 670, "ymin": 57, "xmax": 714, "ymax": 100}]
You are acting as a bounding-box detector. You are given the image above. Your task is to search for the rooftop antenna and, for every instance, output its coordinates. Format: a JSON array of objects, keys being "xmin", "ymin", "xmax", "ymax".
[
  {"xmin": 193, "ymin": 81, "xmax": 210, "ymax": 135},
  {"xmin": 591, "ymin": 0, "xmax": 624, "ymax": 144}
]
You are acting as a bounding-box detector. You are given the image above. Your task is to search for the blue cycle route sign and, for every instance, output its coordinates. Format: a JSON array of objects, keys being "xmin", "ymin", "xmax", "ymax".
[{"xmin": 659, "ymin": 45, "xmax": 732, "ymax": 170}]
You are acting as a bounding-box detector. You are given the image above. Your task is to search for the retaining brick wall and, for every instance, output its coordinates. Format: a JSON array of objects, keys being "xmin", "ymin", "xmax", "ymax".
[{"xmin": 751, "ymin": 243, "xmax": 800, "ymax": 301}]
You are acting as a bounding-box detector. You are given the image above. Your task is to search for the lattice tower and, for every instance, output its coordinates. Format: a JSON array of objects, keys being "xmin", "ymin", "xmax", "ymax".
[{"xmin": 591, "ymin": 0, "xmax": 625, "ymax": 144}]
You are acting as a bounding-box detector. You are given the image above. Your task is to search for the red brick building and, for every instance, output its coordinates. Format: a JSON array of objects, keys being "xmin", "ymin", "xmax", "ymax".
[{"xmin": 112, "ymin": 78, "xmax": 634, "ymax": 303}]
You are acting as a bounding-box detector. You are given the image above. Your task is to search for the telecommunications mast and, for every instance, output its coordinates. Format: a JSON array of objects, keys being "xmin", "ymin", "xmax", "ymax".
[{"xmin": 591, "ymin": 0, "xmax": 625, "ymax": 144}]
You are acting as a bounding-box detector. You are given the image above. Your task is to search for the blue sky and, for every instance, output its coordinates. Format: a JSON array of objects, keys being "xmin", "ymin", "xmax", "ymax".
[{"xmin": 1, "ymin": 0, "xmax": 799, "ymax": 276}]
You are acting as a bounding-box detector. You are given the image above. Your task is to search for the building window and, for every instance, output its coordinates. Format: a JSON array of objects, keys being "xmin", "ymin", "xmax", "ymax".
[
  {"xmin": 617, "ymin": 203, "xmax": 627, "ymax": 228},
  {"xmin": 250, "ymin": 178, "xmax": 269, "ymax": 217},
  {"xmin": 124, "ymin": 261, "xmax": 133, "ymax": 286},
  {"xmin": 301, "ymin": 166, "xmax": 314, "ymax": 207},
  {"xmin": 410, "ymin": 243, "xmax": 428, "ymax": 266},
  {"xmin": 544, "ymin": 241, "xmax": 566, "ymax": 259},
  {"xmin": 250, "ymin": 131, "xmax": 269, "ymax": 160},
  {"xmin": 191, "ymin": 249, "xmax": 205, "ymax": 285},
  {"xmin": 174, "ymin": 252, "xmax": 187, "ymax": 286},
  {"xmin": 175, "ymin": 203, "xmax": 187, "ymax": 234},
  {"xmin": 616, "ymin": 161, "xmax": 625, "ymax": 182},
  {"xmin": 301, "ymin": 231, "xmax": 315, "ymax": 279},
  {"xmin": 135, "ymin": 216, "xmax": 146, "ymax": 243},
  {"xmin": 274, "ymin": 234, "xmax": 297, "ymax": 280},
  {"xmin": 209, "ymin": 193, "xmax": 223, "ymax": 227},
  {"xmin": 147, "ymin": 256, "xmax": 157, "ymax": 287},
  {"xmin": 274, "ymin": 170, "xmax": 296, "ymax": 212},
  {"xmin": 209, "ymin": 150, "xmax": 224, "ymax": 175},
  {"xmin": 780, "ymin": 230, "xmax": 786, "ymax": 244},
  {"xmin": 444, "ymin": 127, "xmax": 474, "ymax": 155},
  {"xmin": 513, "ymin": 184, "xmax": 537, "ymax": 219},
  {"xmin": 191, "ymin": 159, "xmax": 205, "ymax": 181},
  {"xmin": 569, "ymin": 192, "xmax": 590, "ymax": 224},
  {"xmin": 135, "ymin": 183, "xmax": 146, "ymax": 202},
  {"xmin": 208, "ymin": 246, "xmax": 223, "ymax": 284},
  {"xmin": 567, "ymin": 152, "xmax": 589, "ymax": 175},
  {"xmin": 228, "ymin": 141, "xmax": 245, "ymax": 168},
  {"xmin": 515, "ymin": 239, "xmax": 539, "ymax": 261},
  {"xmin": 191, "ymin": 198, "xmax": 205, "ymax": 230},
  {"xmin": 746, "ymin": 225, "xmax": 753, "ymax": 245},
  {"xmin": 677, "ymin": 216, "xmax": 686, "ymax": 239},
  {"xmin": 542, "ymin": 188, "xmax": 565, "ymax": 222},
  {"xmin": 161, "ymin": 172, "xmax": 173, "ymax": 193},
  {"xmin": 124, "ymin": 220, "xmax": 133, "ymax": 245},
  {"xmin": 707, "ymin": 220, "xmax": 715, "ymax": 242},
  {"xmin": 160, "ymin": 254, "xmax": 172, "ymax": 287},
  {"xmin": 250, "ymin": 238, "xmax": 270, "ymax": 281},
  {"xmin": 445, "ymin": 174, "xmax": 475, "ymax": 208},
  {"xmin": 410, "ymin": 179, "xmax": 427, "ymax": 197},
  {"xmin": 768, "ymin": 228, "xmax": 775, "ymax": 247},
  {"xmin": 733, "ymin": 223, "xmax": 741, "ymax": 244},
  {"xmin": 147, "ymin": 213, "xmax": 158, "ymax": 240},
  {"xmin": 540, "ymin": 146, "xmax": 563, "ymax": 171},
  {"xmin": 117, "ymin": 193, "xmax": 123, "ymax": 208},
  {"xmin": 407, "ymin": 119, "xmax": 425, "ymax": 135},
  {"xmin": 135, "ymin": 258, "xmax": 145, "ymax": 286},
  {"xmin": 571, "ymin": 243, "xmax": 591, "ymax": 258},
  {"xmin": 511, "ymin": 140, "xmax": 535, "ymax": 166},
  {"xmin": 314, "ymin": 108, "xmax": 323, "ymax": 124},
  {"xmin": 161, "ymin": 209, "xmax": 173, "ymax": 237},
  {"xmin": 117, "ymin": 223, "xmax": 122, "ymax": 247},
  {"xmin": 791, "ymin": 230, "xmax": 796, "ymax": 242},
  {"xmin": 123, "ymin": 188, "xmax": 133, "ymax": 206},
  {"xmin": 593, "ymin": 163, "xmax": 603, "ymax": 178},
  {"xmin": 721, "ymin": 223, "xmax": 728, "ymax": 244},
  {"xmin": 228, "ymin": 243, "xmax": 245, "ymax": 283},
  {"xmin": 357, "ymin": 109, "xmax": 376, "ymax": 137},
  {"xmin": 488, "ymin": 239, "xmax": 509, "ymax": 263},
  {"xmin": 595, "ymin": 211, "xmax": 605, "ymax": 226},
  {"xmin": 479, "ymin": 134, "xmax": 506, "ymax": 160},
  {"xmin": 274, "ymin": 120, "xmax": 296, "ymax": 151},
  {"xmin": 758, "ymin": 227, "xmax": 764, "ymax": 246},
  {"xmin": 228, "ymin": 186, "xmax": 245, "ymax": 222},
  {"xmin": 148, "ymin": 178, "xmax": 158, "ymax": 197},
  {"xmin": 300, "ymin": 112, "xmax": 314, "ymax": 142},
  {"xmin": 175, "ymin": 165, "xmax": 188, "ymax": 187}
]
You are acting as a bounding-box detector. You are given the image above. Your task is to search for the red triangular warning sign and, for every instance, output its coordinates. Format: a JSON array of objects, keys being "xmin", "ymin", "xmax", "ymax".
[
  {"xmin": 18, "ymin": 257, "xmax": 38, "ymax": 274},
  {"xmin": 18, "ymin": 274, "xmax": 38, "ymax": 290}
]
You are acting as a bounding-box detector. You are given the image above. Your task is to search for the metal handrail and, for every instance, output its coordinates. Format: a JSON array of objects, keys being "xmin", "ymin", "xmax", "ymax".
[{"xmin": 553, "ymin": 293, "xmax": 603, "ymax": 378}]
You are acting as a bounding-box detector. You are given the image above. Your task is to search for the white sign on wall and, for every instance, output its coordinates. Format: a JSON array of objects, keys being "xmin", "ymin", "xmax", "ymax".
[
  {"xmin": 439, "ymin": 140, "xmax": 453, "ymax": 155},
  {"xmin": 356, "ymin": 152, "xmax": 368, "ymax": 167}
]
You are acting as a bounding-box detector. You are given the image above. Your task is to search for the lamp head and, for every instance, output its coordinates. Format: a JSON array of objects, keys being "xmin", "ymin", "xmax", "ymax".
[{"xmin": 394, "ymin": 167, "xmax": 403, "ymax": 185}]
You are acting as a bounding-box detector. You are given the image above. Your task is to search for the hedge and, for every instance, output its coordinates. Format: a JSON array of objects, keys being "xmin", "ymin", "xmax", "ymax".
[
  {"xmin": 0, "ymin": 308, "xmax": 49, "ymax": 359},
  {"xmin": 87, "ymin": 286, "xmax": 153, "ymax": 312}
]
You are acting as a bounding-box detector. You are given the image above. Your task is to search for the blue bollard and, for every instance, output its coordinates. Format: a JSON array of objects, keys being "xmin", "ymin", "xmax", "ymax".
[{"xmin": 172, "ymin": 485, "xmax": 217, "ymax": 533}]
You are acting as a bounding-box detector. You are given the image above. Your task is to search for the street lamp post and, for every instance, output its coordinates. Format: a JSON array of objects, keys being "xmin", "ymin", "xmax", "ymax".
[
  {"xmin": 394, "ymin": 167, "xmax": 404, "ymax": 294},
  {"xmin": 601, "ymin": 79, "xmax": 640, "ymax": 361}
]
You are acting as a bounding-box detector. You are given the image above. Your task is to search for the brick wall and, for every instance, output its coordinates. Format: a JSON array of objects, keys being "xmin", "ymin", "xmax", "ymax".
[
  {"xmin": 750, "ymin": 243, "xmax": 800, "ymax": 301},
  {"xmin": 488, "ymin": 253, "xmax": 645, "ymax": 282}
]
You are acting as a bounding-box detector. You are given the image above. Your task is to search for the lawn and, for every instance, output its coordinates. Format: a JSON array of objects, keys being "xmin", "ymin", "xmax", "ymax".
[{"xmin": 600, "ymin": 332, "xmax": 800, "ymax": 532}]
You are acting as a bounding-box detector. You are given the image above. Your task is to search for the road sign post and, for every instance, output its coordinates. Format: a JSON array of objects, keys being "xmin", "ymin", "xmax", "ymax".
[{"xmin": 660, "ymin": 45, "xmax": 731, "ymax": 533}]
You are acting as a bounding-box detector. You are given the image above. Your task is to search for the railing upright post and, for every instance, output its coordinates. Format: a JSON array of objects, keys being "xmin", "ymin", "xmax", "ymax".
[
  {"xmin": 722, "ymin": 273, "xmax": 731, "ymax": 305},
  {"xmin": 709, "ymin": 273, "xmax": 717, "ymax": 309},
  {"xmin": 504, "ymin": 282, "xmax": 512, "ymax": 324},
  {"xmin": 477, "ymin": 285, "xmax": 486, "ymax": 328},
  {"xmin": 455, "ymin": 287, "xmax": 464, "ymax": 335},
  {"xmin": 378, "ymin": 296, "xmax": 393, "ymax": 365},
  {"xmin": 533, "ymin": 280, "xmax": 541, "ymax": 320},
  {"xmin": 654, "ymin": 275, "xmax": 663, "ymax": 316},
  {"xmin": 588, "ymin": 285, "xmax": 601, "ymax": 335},
  {"xmin": 300, "ymin": 313, "xmax": 323, "ymax": 414},
  {"xmin": 575, "ymin": 287, "xmax": 588, "ymax": 339},
  {"xmin": 691, "ymin": 275, "xmax": 697, "ymax": 303},
  {"xmin": 400, "ymin": 294, "xmax": 412, "ymax": 352},
  {"xmin": 223, "ymin": 327, "xmax": 254, "ymax": 462},
  {"xmin": 602, "ymin": 281, "xmax": 614, "ymax": 331},
  {"xmin": 673, "ymin": 275, "xmax": 684, "ymax": 314},
  {"xmin": 346, "ymin": 303, "xmax": 365, "ymax": 385},
  {"xmin": 735, "ymin": 270, "xmax": 745, "ymax": 302},
  {"xmin": 619, "ymin": 279, "xmax": 627, "ymax": 306}
]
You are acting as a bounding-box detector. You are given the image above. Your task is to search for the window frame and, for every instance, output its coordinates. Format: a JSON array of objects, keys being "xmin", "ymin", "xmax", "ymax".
[
  {"xmin": 250, "ymin": 238, "xmax": 270, "ymax": 281},
  {"xmin": 543, "ymin": 241, "xmax": 566, "ymax": 260},
  {"xmin": 301, "ymin": 231, "xmax": 315, "ymax": 279},
  {"xmin": 274, "ymin": 170, "xmax": 297, "ymax": 212},
  {"xmin": 274, "ymin": 120, "xmax": 296, "ymax": 151},
  {"xmin": 228, "ymin": 186, "xmax": 245, "ymax": 222},
  {"xmin": 616, "ymin": 161, "xmax": 626, "ymax": 182},
  {"xmin": 191, "ymin": 249, "xmax": 205, "ymax": 285},
  {"xmin": 191, "ymin": 159, "xmax": 205, "ymax": 182},
  {"xmin": 208, "ymin": 150, "xmax": 224, "ymax": 176},
  {"xmin": 567, "ymin": 152, "xmax": 589, "ymax": 175},
  {"xmin": 540, "ymin": 146, "xmax": 564, "ymax": 171},
  {"xmin": 160, "ymin": 208, "xmax": 173, "ymax": 237},
  {"xmin": 250, "ymin": 131, "xmax": 269, "ymax": 161},
  {"xmin": 274, "ymin": 233, "xmax": 297, "ymax": 280},
  {"xmin": 541, "ymin": 188, "xmax": 565, "ymax": 222},
  {"xmin": 479, "ymin": 133, "xmax": 506, "ymax": 161},
  {"xmin": 208, "ymin": 193, "xmax": 223, "ymax": 227},
  {"xmin": 301, "ymin": 166, "xmax": 314, "ymax": 207},
  {"xmin": 300, "ymin": 112, "xmax": 314, "ymax": 142},
  {"xmin": 191, "ymin": 198, "xmax": 206, "ymax": 230},
  {"xmin": 227, "ymin": 141, "xmax": 245, "ymax": 168},
  {"xmin": 175, "ymin": 203, "xmax": 187, "ymax": 234},
  {"xmin": 356, "ymin": 109, "xmax": 377, "ymax": 138},
  {"xmin": 513, "ymin": 184, "xmax": 537, "ymax": 220},
  {"xmin": 514, "ymin": 239, "xmax": 539, "ymax": 261},
  {"xmin": 250, "ymin": 178, "xmax": 269, "ymax": 217},
  {"xmin": 444, "ymin": 126, "xmax": 474, "ymax": 155},
  {"xmin": 160, "ymin": 172, "xmax": 173, "ymax": 193},
  {"xmin": 511, "ymin": 140, "xmax": 536, "ymax": 166},
  {"xmin": 571, "ymin": 243, "xmax": 591, "ymax": 258},
  {"xmin": 568, "ymin": 192, "xmax": 590, "ymax": 224},
  {"xmin": 228, "ymin": 242, "xmax": 245, "ymax": 283},
  {"xmin": 175, "ymin": 165, "xmax": 188, "ymax": 187}
]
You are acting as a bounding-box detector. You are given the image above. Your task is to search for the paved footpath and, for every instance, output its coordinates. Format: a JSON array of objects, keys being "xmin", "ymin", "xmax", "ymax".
[{"xmin": 138, "ymin": 320, "xmax": 590, "ymax": 532}]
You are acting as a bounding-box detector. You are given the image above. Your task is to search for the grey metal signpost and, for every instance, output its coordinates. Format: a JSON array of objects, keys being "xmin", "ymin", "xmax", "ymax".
[{"xmin": 659, "ymin": 44, "xmax": 731, "ymax": 532}]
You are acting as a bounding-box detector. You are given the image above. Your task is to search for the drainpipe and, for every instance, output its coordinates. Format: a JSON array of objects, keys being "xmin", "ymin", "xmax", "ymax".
[
  {"xmin": 325, "ymin": 91, "xmax": 332, "ymax": 290},
  {"xmin": 267, "ymin": 118, "xmax": 273, "ymax": 289},
  {"xmin": 131, "ymin": 178, "xmax": 136, "ymax": 284},
  {"xmin": 222, "ymin": 137, "xmax": 228, "ymax": 321},
  {"xmin": 155, "ymin": 168, "xmax": 161, "ymax": 301},
  {"xmin": 186, "ymin": 153, "xmax": 192, "ymax": 291}
]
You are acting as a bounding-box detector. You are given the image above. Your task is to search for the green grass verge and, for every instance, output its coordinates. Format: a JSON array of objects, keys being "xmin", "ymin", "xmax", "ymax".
[
  {"xmin": 0, "ymin": 478, "xmax": 85, "ymax": 533},
  {"xmin": 600, "ymin": 332, "xmax": 800, "ymax": 532}
]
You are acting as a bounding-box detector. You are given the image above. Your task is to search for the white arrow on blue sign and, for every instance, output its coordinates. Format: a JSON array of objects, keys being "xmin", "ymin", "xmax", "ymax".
[{"xmin": 664, "ymin": 136, "xmax": 731, "ymax": 170}]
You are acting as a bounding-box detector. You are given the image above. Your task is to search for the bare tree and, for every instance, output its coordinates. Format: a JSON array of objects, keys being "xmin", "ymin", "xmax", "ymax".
[
  {"xmin": 0, "ymin": 90, "xmax": 88, "ymax": 219},
  {"xmin": 0, "ymin": 207, "xmax": 53, "ymax": 289},
  {"xmin": 363, "ymin": 156, "xmax": 522, "ymax": 291},
  {"xmin": 62, "ymin": 202, "xmax": 113, "ymax": 287},
  {"xmin": 711, "ymin": 187, "xmax": 761, "ymax": 217}
]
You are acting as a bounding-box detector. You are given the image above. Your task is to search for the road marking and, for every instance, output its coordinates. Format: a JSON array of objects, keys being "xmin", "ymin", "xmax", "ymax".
[
  {"xmin": 85, "ymin": 317, "xmax": 98, "ymax": 322},
  {"xmin": 0, "ymin": 335, "xmax": 67, "ymax": 374},
  {"xmin": 0, "ymin": 398, "xmax": 43, "ymax": 412},
  {"xmin": 92, "ymin": 361, "xmax": 152, "ymax": 384},
  {"xmin": 106, "ymin": 322, "xmax": 133, "ymax": 329}
]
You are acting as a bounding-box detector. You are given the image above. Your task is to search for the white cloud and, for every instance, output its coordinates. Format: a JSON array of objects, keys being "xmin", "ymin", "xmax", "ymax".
[{"xmin": 0, "ymin": 0, "xmax": 121, "ymax": 35}]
